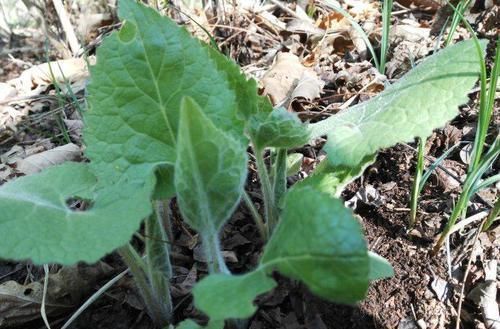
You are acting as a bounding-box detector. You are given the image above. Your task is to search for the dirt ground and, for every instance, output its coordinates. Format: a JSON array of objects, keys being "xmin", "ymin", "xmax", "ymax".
[{"xmin": 0, "ymin": 1, "xmax": 498, "ymax": 329}]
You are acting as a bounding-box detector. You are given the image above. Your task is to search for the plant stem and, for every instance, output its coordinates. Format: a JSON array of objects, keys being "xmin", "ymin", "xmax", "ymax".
[
  {"xmin": 468, "ymin": 46, "xmax": 490, "ymax": 172},
  {"xmin": 156, "ymin": 199, "xmax": 174, "ymax": 242},
  {"xmin": 118, "ymin": 244, "xmax": 171, "ymax": 326},
  {"xmin": 254, "ymin": 147, "xmax": 277, "ymax": 234},
  {"xmin": 273, "ymin": 149, "xmax": 287, "ymax": 211},
  {"xmin": 409, "ymin": 137, "xmax": 424, "ymax": 228},
  {"xmin": 202, "ymin": 232, "xmax": 230, "ymax": 274},
  {"xmin": 242, "ymin": 191, "xmax": 267, "ymax": 240},
  {"xmin": 445, "ymin": 0, "xmax": 471, "ymax": 47},
  {"xmin": 481, "ymin": 193, "xmax": 500, "ymax": 232},
  {"xmin": 145, "ymin": 201, "xmax": 173, "ymax": 321},
  {"xmin": 380, "ymin": 0, "xmax": 393, "ymax": 74}
]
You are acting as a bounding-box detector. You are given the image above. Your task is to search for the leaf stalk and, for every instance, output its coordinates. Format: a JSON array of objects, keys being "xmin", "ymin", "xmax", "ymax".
[{"xmin": 254, "ymin": 147, "xmax": 278, "ymax": 235}]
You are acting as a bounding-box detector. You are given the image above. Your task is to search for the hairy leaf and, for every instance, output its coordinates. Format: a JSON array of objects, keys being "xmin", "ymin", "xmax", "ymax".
[
  {"xmin": 191, "ymin": 183, "xmax": 381, "ymax": 322},
  {"xmin": 261, "ymin": 185, "xmax": 370, "ymax": 303},
  {"xmin": 301, "ymin": 154, "xmax": 376, "ymax": 197},
  {"xmin": 368, "ymin": 251, "xmax": 394, "ymax": 280},
  {"xmin": 0, "ymin": 163, "xmax": 153, "ymax": 264},
  {"xmin": 309, "ymin": 40, "xmax": 487, "ymax": 167},
  {"xmin": 203, "ymin": 44, "xmax": 260, "ymax": 120},
  {"xmin": 175, "ymin": 97, "xmax": 247, "ymax": 233},
  {"xmin": 248, "ymin": 107, "xmax": 310, "ymax": 150},
  {"xmin": 193, "ymin": 271, "xmax": 276, "ymax": 321},
  {"xmin": 286, "ymin": 153, "xmax": 304, "ymax": 176},
  {"xmin": 85, "ymin": 0, "xmax": 244, "ymax": 190}
]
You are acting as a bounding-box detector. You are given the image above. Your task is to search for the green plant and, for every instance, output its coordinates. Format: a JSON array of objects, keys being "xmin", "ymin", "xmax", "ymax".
[
  {"xmin": 444, "ymin": 0, "xmax": 471, "ymax": 47},
  {"xmin": 409, "ymin": 137, "xmax": 425, "ymax": 228},
  {"xmin": 0, "ymin": 0, "xmax": 487, "ymax": 327},
  {"xmin": 433, "ymin": 137, "xmax": 499, "ymax": 253},
  {"xmin": 431, "ymin": 12, "xmax": 499, "ymax": 252},
  {"xmin": 409, "ymin": 141, "xmax": 461, "ymax": 228},
  {"xmin": 379, "ymin": 0, "xmax": 393, "ymax": 73},
  {"xmin": 468, "ymin": 37, "xmax": 499, "ymax": 173},
  {"xmin": 482, "ymin": 197, "xmax": 500, "ymax": 232}
]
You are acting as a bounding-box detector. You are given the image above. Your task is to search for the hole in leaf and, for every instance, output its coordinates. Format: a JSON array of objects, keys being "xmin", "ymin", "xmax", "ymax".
[
  {"xmin": 24, "ymin": 288, "xmax": 33, "ymax": 296},
  {"xmin": 65, "ymin": 197, "xmax": 94, "ymax": 212},
  {"xmin": 118, "ymin": 20, "xmax": 137, "ymax": 43}
]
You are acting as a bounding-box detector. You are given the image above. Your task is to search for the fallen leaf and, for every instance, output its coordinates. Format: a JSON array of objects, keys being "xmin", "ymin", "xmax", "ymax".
[
  {"xmin": 286, "ymin": 18, "xmax": 325, "ymax": 37},
  {"xmin": 16, "ymin": 143, "xmax": 82, "ymax": 175},
  {"xmin": 0, "ymin": 83, "xmax": 17, "ymax": 102},
  {"xmin": 261, "ymin": 52, "xmax": 324, "ymax": 106},
  {"xmin": 467, "ymin": 260, "xmax": 500, "ymax": 329},
  {"xmin": 0, "ymin": 263, "xmax": 111, "ymax": 328},
  {"xmin": 9, "ymin": 57, "xmax": 95, "ymax": 96}
]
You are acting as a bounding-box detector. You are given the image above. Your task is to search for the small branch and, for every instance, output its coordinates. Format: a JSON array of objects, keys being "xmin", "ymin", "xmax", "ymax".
[{"xmin": 52, "ymin": 0, "xmax": 81, "ymax": 56}]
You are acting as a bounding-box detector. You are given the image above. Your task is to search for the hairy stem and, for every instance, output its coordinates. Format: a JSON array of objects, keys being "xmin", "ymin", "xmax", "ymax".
[
  {"xmin": 202, "ymin": 232, "xmax": 230, "ymax": 274},
  {"xmin": 273, "ymin": 148, "xmax": 288, "ymax": 212},
  {"xmin": 254, "ymin": 147, "xmax": 277, "ymax": 234},
  {"xmin": 242, "ymin": 191, "xmax": 267, "ymax": 240},
  {"xmin": 145, "ymin": 201, "xmax": 173, "ymax": 320},
  {"xmin": 118, "ymin": 244, "xmax": 171, "ymax": 326}
]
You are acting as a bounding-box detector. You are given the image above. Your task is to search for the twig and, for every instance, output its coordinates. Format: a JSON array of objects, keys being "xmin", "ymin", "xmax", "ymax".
[
  {"xmin": 41, "ymin": 264, "xmax": 53, "ymax": 329},
  {"xmin": 52, "ymin": 0, "xmax": 81, "ymax": 56},
  {"xmin": 61, "ymin": 269, "xmax": 129, "ymax": 329}
]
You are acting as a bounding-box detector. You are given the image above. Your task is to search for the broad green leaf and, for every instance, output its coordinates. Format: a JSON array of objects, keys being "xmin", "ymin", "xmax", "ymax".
[
  {"xmin": 85, "ymin": 0, "xmax": 244, "ymax": 190},
  {"xmin": 176, "ymin": 320, "xmax": 224, "ymax": 329},
  {"xmin": 257, "ymin": 94, "xmax": 274, "ymax": 114},
  {"xmin": 174, "ymin": 97, "xmax": 247, "ymax": 233},
  {"xmin": 153, "ymin": 165, "xmax": 175, "ymax": 199},
  {"xmin": 193, "ymin": 271, "xmax": 276, "ymax": 321},
  {"xmin": 309, "ymin": 40, "xmax": 487, "ymax": 167},
  {"xmin": 176, "ymin": 320, "xmax": 202, "ymax": 329},
  {"xmin": 191, "ymin": 182, "xmax": 391, "ymax": 321},
  {"xmin": 261, "ymin": 185, "xmax": 370, "ymax": 303},
  {"xmin": 203, "ymin": 44, "xmax": 259, "ymax": 120},
  {"xmin": 368, "ymin": 251, "xmax": 394, "ymax": 280},
  {"xmin": 296, "ymin": 154, "xmax": 376, "ymax": 197},
  {"xmin": 248, "ymin": 107, "xmax": 310, "ymax": 150},
  {"xmin": 0, "ymin": 163, "xmax": 153, "ymax": 264}
]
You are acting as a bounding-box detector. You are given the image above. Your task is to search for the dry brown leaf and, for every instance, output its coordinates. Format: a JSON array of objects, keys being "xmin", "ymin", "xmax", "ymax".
[
  {"xmin": 0, "ymin": 263, "xmax": 111, "ymax": 328},
  {"xmin": 344, "ymin": 0, "xmax": 380, "ymax": 20},
  {"xmin": 434, "ymin": 159, "xmax": 462, "ymax": 191},
  {"xmin": 0, "ymin": 280, "xmax": 68, "ymax": 328},
  {"xmin": 261, "ymin": 52, "xmax": 324, "ymax": 106},
  {"xmin": 467, "ymin": 260, "xmax": 500, "ymax": 329},
  {"xmin": 9, "ymin": 57, "xmax": 95, "ymax": 96},
  {"xmin": 390, "ymin": 23, "xmax": 430, "ymax": 43},
  {"xmin": 16, "ymin": 143, "xmax": 82, "ymax": 175},
  {"xmin": 286, "ymin": 18, "xmax": 325, "ymax": 37}
]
